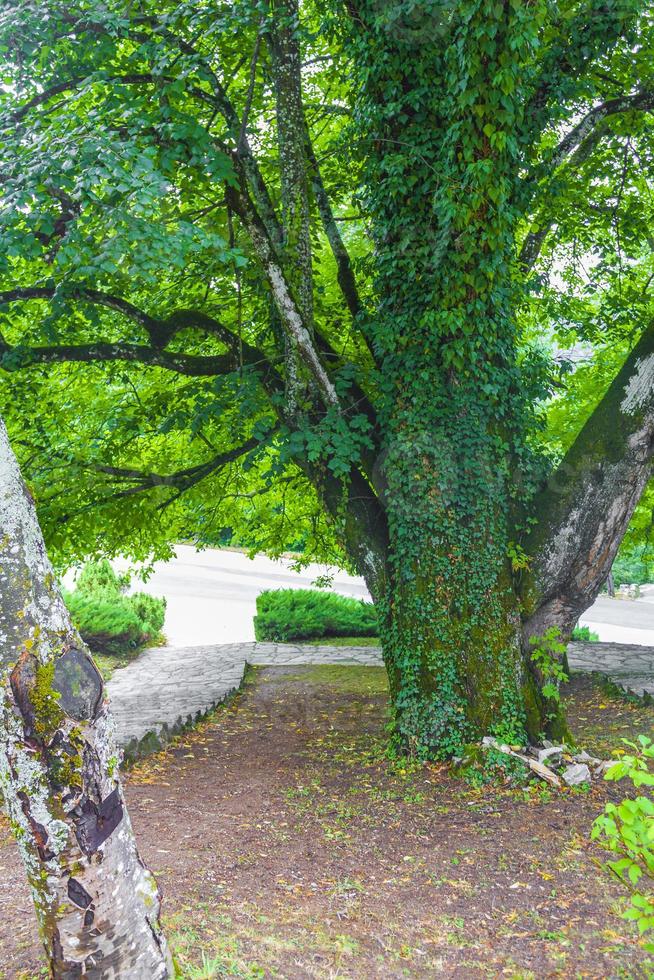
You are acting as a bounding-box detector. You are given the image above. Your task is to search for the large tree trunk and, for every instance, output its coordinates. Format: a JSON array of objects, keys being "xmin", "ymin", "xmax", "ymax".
[
  {"xmin": 375, "ymin": 323, "xmax": 654, "ymax": 760},
  {"xmin": 378, "ymin": 552, "xmax": 569, "ymax": 757},
  {"xmin": 0, "ymin": 420, "xmax": 173, "ymax": 977},
  {"xmin": 371, "ymin": 419, "xmax": 569, "ymax": 759}
]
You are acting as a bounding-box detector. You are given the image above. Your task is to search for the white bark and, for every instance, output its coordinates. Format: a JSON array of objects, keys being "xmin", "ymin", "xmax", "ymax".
[{"xmin": 0, "ymin": 419, "xmax": 173, "ymax": 978}]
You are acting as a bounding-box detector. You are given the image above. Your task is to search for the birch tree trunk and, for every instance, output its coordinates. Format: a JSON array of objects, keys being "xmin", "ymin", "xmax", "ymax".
[{"xmin": 0, "ymin": 419, "xmax": 173, "ymax": 978}]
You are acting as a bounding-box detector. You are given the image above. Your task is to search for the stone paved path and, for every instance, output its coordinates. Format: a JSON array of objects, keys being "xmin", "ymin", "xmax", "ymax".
[
  {"xmin": 106, "ymin": 640, "xmax": 654, "ymax": 756},
  {"xmin": 567, "ymin": 641, "xmax": 654, "ymax": 699},
  {"xmin": 107, "ymin": 642, "xmax": 383, "ymax": 756}
]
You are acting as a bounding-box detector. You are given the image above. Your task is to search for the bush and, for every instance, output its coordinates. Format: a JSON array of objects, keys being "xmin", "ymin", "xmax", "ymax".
[
  {"xmin": 571, "ymin": 625, "xmax": 599, "ymax": 642},
  {"xmin": 74, "ymin": 558, "xmax": 129, "ymax": 598},
  {"xmin": 64, "ymin": 592, "xmax": 144, "ymax": 656},
  {"xmin": 64, "ymin": 560, "xmax": 166, "ymax": 657},
  {"xmin": 254, "ymin": 589, "xmax": 378, "ymax": 642},
  {"xmin": 612, "ymin": 546, "xmax": 654, "ymax": 587},
  {"xmin": 127, "ymin": 592, "xmax": 166, "ymax": 637}
]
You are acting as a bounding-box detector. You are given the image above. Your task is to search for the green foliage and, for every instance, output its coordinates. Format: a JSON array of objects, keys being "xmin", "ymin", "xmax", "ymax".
[
  {"xmin": 253, "ymin": 589, "xmax": 377, "ymax": 643},
  {"xmin": 64, "ymin": 560, "xmax": 166, "ymax": 656},
  {"xmin": 613, "ymin": 546, "xmax": 654, "ymax": 587},
  {"xmin": 0, "ymin": 0, "xmax": 652, "ymax": 756},
  {"xmin": 571, "ymin": 625, "xmax": 599, "ymax": 642},
  {"xmin": 529, "ymin": 627, "xmax": 569, "ymax": 704},
  {"xmin": 75, "ymin": 558, "xmax": 130, "ymax": 598},
  {"xmin": 457, "ymin": 745, "xmax": 531, "ymax": 788},
  {"xmin": 592, "ymin": 736, "xmax": 654, "ymax": 952}
]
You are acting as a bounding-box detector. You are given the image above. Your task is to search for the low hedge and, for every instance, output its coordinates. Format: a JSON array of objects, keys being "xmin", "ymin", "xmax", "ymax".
[
  {"xmin": 571, "ymin": 625, "xmax": 599, "ymax": 642},
  {"xmin": 64, "ymin": 560, "xmax": 166, "ymax": 657},
  {"xmin": 254, "ymin": 588, "xmax": 378, "ymax": 642}
]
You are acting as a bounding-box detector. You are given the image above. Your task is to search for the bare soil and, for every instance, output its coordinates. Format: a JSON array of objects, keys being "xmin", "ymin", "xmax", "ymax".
[{"xmin": 0, "ymin": 665, "xmax": 652, "ymax": 979}]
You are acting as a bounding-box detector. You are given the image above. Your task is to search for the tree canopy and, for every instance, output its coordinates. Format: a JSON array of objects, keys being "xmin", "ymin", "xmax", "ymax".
[{"xmin": 1, "ymin": 0, "xmax": 652, "ymax": 572}]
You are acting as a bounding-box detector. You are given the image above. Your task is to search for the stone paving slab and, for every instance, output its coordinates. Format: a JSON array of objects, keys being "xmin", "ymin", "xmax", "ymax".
[
  {"xmin": 567, "ymin": 641, "xmax": 654, "ymax": 698},
  {"xmin": 246, "ymin": 642, "xmax": 384, "ymax": 667},
  {"xmin": 107, "ymin": 645, "xmax": 248, "ymax": 757},
  {"xmin": 106, "ymin": 639, "xmax": 654, "ymax": 756}
]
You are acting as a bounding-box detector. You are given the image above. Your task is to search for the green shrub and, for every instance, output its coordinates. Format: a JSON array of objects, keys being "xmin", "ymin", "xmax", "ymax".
[
  {"xmin": 64, "ymin": 592, "xmax": 144, "ymax": 656},
  {"xmin": 254, "ymin": 589, "xmax": 378, "ymax": 642},
  {"xmin": 127, "ymin": 592, "xmax": 166, "ymax": 636},
  {"xmin": 64, "ymin": 561, "xmax": 166, "ymax": 657},
  {"xmin": 592, "ymin": 736, "xmax": 654, "ymax": 952},
  {"xmin": 571, "ymin": 625, "xmax": 599, "ymax": 642},
  {"xmin": 74, "ymin": 558, "xmax": 129, "ymax": 598}
]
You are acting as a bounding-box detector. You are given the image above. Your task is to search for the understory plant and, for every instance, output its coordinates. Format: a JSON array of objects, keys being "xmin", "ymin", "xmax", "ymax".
[
  {"xmin": 63, "ymin": 560, "xmax": 166, "ymax": 656},
  {"xmin": 592, "ymin": 736, "xmax": 654, "ymax": 951}
]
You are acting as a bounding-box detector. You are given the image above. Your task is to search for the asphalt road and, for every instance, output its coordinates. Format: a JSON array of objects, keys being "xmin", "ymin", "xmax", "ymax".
[{"xmin": 108, "ymin": 545, "xmax": 654, "ymax": 648}]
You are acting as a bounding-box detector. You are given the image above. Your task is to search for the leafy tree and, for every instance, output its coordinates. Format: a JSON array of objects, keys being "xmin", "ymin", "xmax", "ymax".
[{"xmin": 1, "ymin": 0, "xmax": 654, "ymax": 757}]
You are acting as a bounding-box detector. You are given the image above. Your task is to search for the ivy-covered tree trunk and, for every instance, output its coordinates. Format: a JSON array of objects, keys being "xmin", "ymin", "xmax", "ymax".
[
  {"xmin": 345, "ymin": 2, "xmax": 568, "ymax": 756},
  {"xmin": 0, "ymin": 0, "xmax": 650, "ymax": 766},
  {"xmin": 371, "ymin": 416, "xmax": 568, "ymax": 757},
  {"xmin": 0, "ymin": 420, "xmax": 172, "ymax": 977}
]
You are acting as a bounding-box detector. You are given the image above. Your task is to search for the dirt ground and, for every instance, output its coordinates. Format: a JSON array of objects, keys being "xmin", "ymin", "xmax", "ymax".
[{"xmin": 0, "ymin": 666, "xmax": 652, "ymax": 979}]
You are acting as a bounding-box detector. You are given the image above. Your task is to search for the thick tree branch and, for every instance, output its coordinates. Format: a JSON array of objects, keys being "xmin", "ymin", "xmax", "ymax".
[
  {"xmin": 0, "ymin": 287, "xmax": 282, "ymax": 384},
  {"xmin": 268, "ymin": 1, "xmax": 316, "ymax": 415},
  {"xmin": 0, "ymin": 341, "xmax": 235, "ymax": 377},
  {"xmin": 0, "ymin": 286, "xmax": 160, "ymax": 333},
  {"xmin": 547, "ymin": 89, "xmax": 654, "ymax": 172},
  {"xmin": 523, "ymin": 322, "xmax": 654, "ymax": 640}
]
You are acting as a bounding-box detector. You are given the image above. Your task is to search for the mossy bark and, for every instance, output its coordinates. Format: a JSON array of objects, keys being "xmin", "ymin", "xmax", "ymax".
[
  {"xmin": 376, "ymin": 547, "xmax": 569, "ymax": 758},
  {"xmin": 523, "ymin": 324, "xmax": 654, "ymax": 642},
  {"xmin": 0, "ymin": 420, "xmax": 173, "ymax": 977}
]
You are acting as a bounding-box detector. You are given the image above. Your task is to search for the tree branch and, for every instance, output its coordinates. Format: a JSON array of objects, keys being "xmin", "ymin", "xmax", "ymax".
[
  {"xmin": 0, "ymin": 286, "xmax": 160, "ymax": 333},
  {"xmin": 54, "ymin": 9, "xmax": 284, "ymax": 250},
  {"xmin": 523, "ymin": 0, "xmax": 642, "ymax": 140},
  {"xmin": 523, "ymin": 321, "xmax": 654, "ymax": 640},
  {"xmin": 547, "ymin": 89, "xmax": 654, "ymax": 172},
  {"xmin": 304, "ymin": 128, "xmax": 364, "ymax": 324},
  {"xmin": 0, "ymin": 341, "xmax": 235, "ymax": 377},
  {"xmin": 58, "ymin": 435, "xmax": 268, "ymax": 519},
  {"xmin": 6, "ymin": 74, "xmax": 165, "ymax": 123},
  {"xmin": 226, "ymin": 178, "xmax": 340, "ymax": 409},
  {"xmin": 0, "ymin": 286, "xmax": 283, "ymax": 384},
  {"xmin": 519, "ymin": 89, "xmax": 654, "ymax": 271}
]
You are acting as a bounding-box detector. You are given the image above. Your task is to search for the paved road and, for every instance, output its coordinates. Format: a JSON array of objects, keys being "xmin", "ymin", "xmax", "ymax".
[{"xmin": 115, "ymin": 545, "xmax": 654, "ymax": 648}]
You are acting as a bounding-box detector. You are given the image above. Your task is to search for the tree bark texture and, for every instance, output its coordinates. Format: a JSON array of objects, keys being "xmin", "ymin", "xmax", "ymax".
[{"xmin": 0, "ymin": 419, "xmax": 172, "ymax": 978}]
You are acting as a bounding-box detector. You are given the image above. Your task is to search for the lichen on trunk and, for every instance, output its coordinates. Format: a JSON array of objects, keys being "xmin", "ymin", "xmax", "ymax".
[{"xmin": 0, "ymin": 419, "xmax": 172, "ymax": 977}]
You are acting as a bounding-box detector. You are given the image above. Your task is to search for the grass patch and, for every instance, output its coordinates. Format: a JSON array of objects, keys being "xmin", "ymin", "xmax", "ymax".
[
  {"xmin": 296, "ymin": 635, "xmax": 381, "ymax": 648},
  {"xmin": 277, "ymin": 664, "xmax": 388, "ymax": 694}
]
